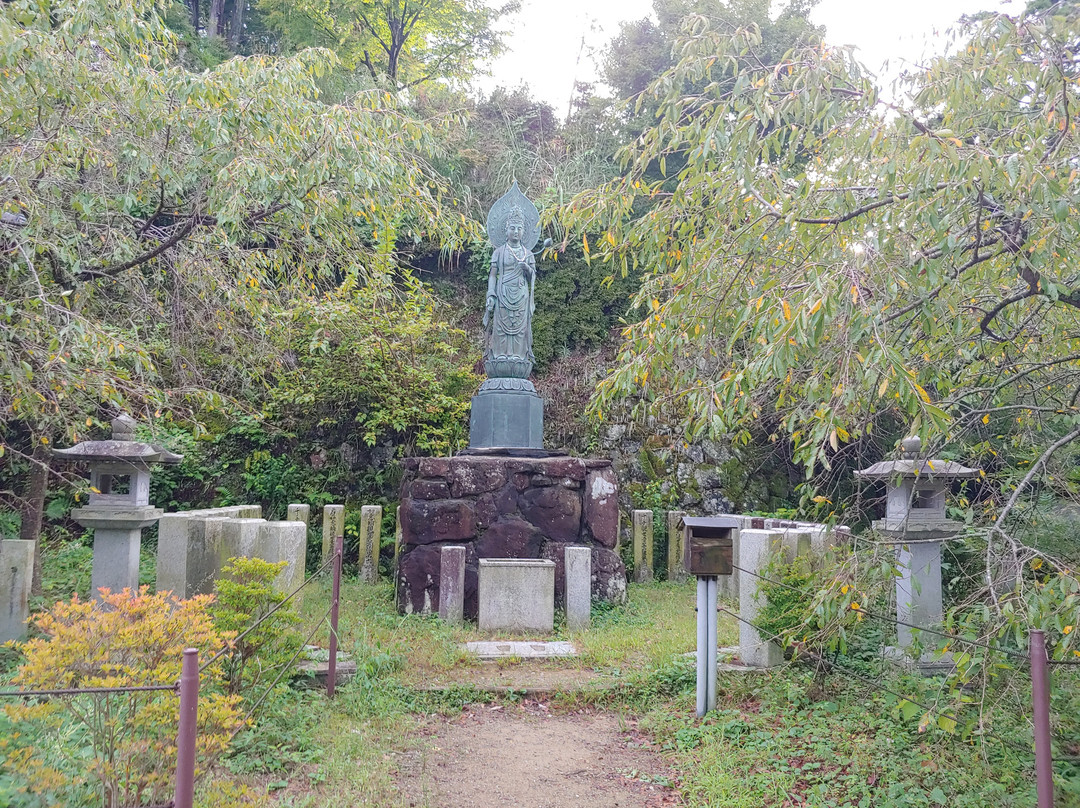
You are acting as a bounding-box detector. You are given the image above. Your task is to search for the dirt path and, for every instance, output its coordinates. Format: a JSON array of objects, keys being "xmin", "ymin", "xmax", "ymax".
[{"xmin": 393, "ymin": 702, "xmax": 682, "ymax": 808}]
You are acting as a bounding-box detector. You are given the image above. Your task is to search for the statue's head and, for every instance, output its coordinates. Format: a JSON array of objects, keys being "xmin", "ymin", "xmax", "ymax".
[{"xmin": 504, "ymin": 205, "xmax": 525, "ymax": 243}]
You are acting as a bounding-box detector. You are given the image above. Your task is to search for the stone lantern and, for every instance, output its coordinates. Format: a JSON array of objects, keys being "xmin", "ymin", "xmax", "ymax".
[
  {"xmin": 53, "ymin": 414, "xmax": 182, "ymax": 599},
  {"xmin": 855, "ymin": 437, "xmax": 979, "ymax": 664}
]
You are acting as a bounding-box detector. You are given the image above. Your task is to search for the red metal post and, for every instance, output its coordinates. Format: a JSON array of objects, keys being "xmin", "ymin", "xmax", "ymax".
[
  {"xmin": 327, "ymin": 533, "xmax": 343, "ymax": 698},
  {"xmin": 1030, "ymin": 629, "xmax": 1054, "ymax": 808},
  {"xmin": 174, "ymin": 648, "xmax": 199, "ymax": 808}
]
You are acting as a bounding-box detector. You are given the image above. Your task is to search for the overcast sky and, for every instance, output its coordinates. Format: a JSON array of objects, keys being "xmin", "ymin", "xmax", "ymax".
[{"xmin": 476, "ymin": 0, "xmax": 1019, "ymax": 114}]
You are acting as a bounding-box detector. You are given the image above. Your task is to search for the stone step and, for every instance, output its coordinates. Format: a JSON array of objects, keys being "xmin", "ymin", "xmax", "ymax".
[{"xmin": 464, "ymin": 640, "xmax": 577, "ymax": 660}]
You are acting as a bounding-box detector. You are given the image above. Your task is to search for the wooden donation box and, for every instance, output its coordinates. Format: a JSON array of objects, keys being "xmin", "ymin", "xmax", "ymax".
[
  {"xmin": 680, "ymin": 515, "xmax": 739, "ymax": 718},
  {"xmin": 682, "ymin": 516, "xmax": 737, "ymax": 577}
]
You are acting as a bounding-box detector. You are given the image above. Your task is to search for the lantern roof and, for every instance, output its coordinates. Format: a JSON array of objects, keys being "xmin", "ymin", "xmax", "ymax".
[
  {"xmin": 854, "ymin": 436, "xmax": 978, "ymax": 481},
  {"xmin": 52, "ymin": 414, "xmax": 183, "ymax": 465}
]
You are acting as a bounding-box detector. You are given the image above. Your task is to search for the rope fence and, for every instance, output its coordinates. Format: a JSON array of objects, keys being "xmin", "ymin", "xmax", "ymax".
[
  {"xmin": 729, "ymin": 561, "xmax": 1080, "ymax": 665},
  {"xmin": 199, "ymin": 550, "xmax": 338, "ymax": 675},
  {"xmin": 706, "ymin": 565, "xmax": 1078, "ymax": 808},
  {"xmin": 0, "ymin": 532, "xmax": 346, "ymax": 808}
]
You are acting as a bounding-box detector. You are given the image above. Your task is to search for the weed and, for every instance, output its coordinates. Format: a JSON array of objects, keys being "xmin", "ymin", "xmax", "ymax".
[{"xmin": 225, "ymin": 688, "xmax": 321, "ymax": 776}]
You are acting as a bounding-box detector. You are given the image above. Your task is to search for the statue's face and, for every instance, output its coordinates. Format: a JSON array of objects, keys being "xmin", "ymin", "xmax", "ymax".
[{"xmin": 505, "ymin": 221, "xmax": 523, "ymax": 244}]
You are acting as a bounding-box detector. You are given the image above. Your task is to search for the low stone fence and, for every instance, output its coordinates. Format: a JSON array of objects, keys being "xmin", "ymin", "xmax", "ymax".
[{"xmin": 155, "ymin": 505, "xmax": 307, "ymax": 599}]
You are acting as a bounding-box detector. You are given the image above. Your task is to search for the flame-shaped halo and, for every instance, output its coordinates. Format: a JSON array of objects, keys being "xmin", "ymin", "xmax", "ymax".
[{"xmin": 486, "ymin": 181, "xmax": 540, "ymax": 250}]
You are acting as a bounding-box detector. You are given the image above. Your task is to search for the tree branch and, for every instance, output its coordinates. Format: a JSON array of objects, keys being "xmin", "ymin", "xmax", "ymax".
[
  {"xmin": 883, "ymin": 247, "xmax": 1007, "ymax": 324},
  {"xmin": 76, "ymin": 216, "xmax": 199, "ymax": 281},
  {"xmin": 978, "ymin": 262, "xmax": 1080, "ymax": 340},
  {"xmin": 401, "ymin": 38, "xmax": 484, "ymax": 89},
  {"xmin": 75, "ymin": 198, "xmax": 290, "ymax": 283},
  {"xmin": 994, "ymin": 425, "xmax": 1080, "ymax": 531}
]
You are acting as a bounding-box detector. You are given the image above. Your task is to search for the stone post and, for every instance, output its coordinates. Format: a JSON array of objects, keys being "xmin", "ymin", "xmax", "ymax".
[
  {"xmin": 737, "ymin": 529, "xmax": 784, "ymax": 668},
  {"xmin": 564, "ymin": 546, "xmax": 591, "ymax": 631},
  {"xmin": 808, "ymin": 527, "xmax": 830, "ymax": 559},
  {"xmin": 286, "ymin": 504, "xmax": 311, "ymax": 528},
  {"xmin": 666, "ymin": 510, "xmax": 687, "ymax": 582},
  {"xmin": 359, "ymin": 505, "xmax": 382, "ymax": 584},
  {"xmin": 258, "ymin": 521, "xmax": 308, "ymax": 596},
  {"xmin": 0, "ymin": 540, "xmax": 35, "ymax": 642},
  {"xmin": 156, "ymin": 512, "xmax": 195, "ymax": 596},
  {"xmin": 286, "ymin": 504, "xmax": 310, "ymax": 569},
  {"xmin": 438, "ymin": 546, "xmax": 466, "ymax": 625},
  {"xmin": 321, "ymin": 505, "xmax": 344, "ymax": 564},
  {"xmin": 156, "ymin": 513, "xmax": 229, "ymax": 597},
  {"xmin": 220, "ymin": 518, "xmax": 265, "ymax": 563},
  {"xmin": 238, "ymin": 504, "xmax": 263, "ymax": 518},
  {"xmin": 631, "ymin": 509, "xmax": 654, "ymax": 583}
]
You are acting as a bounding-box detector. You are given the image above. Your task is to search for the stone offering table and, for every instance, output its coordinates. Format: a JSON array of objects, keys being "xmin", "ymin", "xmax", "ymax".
[
  {"xmin": 478, "ymin": 558, "xmax": 556, "ymax": 632},
  {"xmin": 396, "ymin": 454, "xmax": 626, "ymax": 619}
]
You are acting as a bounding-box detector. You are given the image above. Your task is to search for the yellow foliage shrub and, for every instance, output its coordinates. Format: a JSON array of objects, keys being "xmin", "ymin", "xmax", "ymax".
[
  {"xmin": 195, "ymin": 780, "xmax": 273, "ymax": 807},
  {"xmin": 5, "ymin": 587, "xmax": 244, "ymax": 808}
]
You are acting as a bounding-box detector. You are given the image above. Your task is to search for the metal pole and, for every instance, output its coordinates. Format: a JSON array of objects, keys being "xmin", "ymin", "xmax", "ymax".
[
  {"xmin": 174, "ymin": 648, "xmax": 198, "ymax": 808},
  {"xmin": 706, "ymin": 576, "xmax": 718, "ymax": 714},
  {"xmin": 696, "ymin": 576, "xmax": 708, "ymax": 717},
  {"xmin": 1030, "ymin": 629, "xmax": 1054, "ymax": 808},
  {"xmin": 327, "ymin": 533, "xmax": 344, "ymax": 699}
]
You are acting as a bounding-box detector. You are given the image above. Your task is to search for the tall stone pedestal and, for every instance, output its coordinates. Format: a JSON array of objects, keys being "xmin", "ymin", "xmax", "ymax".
[
  {"xmin": 468, "ymin": 379, "xmax": 543, "ymax": 449},
  {"xmin": 397, "ymin": 454, "xmax": 625, "ymax": 618},
  {"xmin": 72, "ymin": 506, "xmax": 162, "ymax": 599},
  {"xmin": 896, "ymin": 541, "xmax": 944, "ymax": 648}
]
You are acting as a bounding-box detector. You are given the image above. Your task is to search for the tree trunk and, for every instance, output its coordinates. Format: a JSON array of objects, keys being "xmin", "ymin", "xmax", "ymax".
[
  {"xmin": 208, "ymin": 0, "xmax": 225, "ymax": 38},
  {"xmin": 387, "ymin": 44, "xmax": 399, "ymax": 85},
  {"xmin": 19, "ymin": 451, "xmax": 49, "ymax": 597},
  {"xmin": 190, "ymin": 0, "xmax": 199, "ymax": 32},
  {"xmin": 228, "ymin": 0, "xmax": 245, "ymax": 48}
]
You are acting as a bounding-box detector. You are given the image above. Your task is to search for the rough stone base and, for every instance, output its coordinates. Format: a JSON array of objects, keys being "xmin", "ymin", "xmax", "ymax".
[{"xmin": 397, "ymin": 454, "xmax": 626, "ymax": 618}]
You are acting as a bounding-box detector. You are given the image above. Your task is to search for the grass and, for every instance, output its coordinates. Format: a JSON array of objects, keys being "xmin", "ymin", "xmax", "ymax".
[
  {"xmin": 637, "ymin": 669, "xmax": 1043, "ymax": 808},
  {"xmin": 223, "ymin": 578, "xmax": 1060, "ymax": 808},
  {"xmin": 12, "ymin": 555, "xmax": 1067, "ymax": 807},
  {"xmin": 211, "ymin": 577, "xmax": 715, "ymax": 806},
  {"xmin": 291, "ymin": 577, "xmax": 724, "ymax": 688}
]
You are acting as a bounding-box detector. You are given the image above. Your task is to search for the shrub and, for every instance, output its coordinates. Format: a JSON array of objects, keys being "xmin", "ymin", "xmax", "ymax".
[
  {"xmin": 211, "ymin": 557, "xmax": 302, "ymax": 695},
  {"xmin": 195, "ymin": 780, "xmax": 273, "ymax": 807},
  {"xmin": 4, "ymin": 588, "xmax": 243, "ymax": 808},
  {"xmin": 755, "ymin": 553, "xmax": 817, "ymax": 644}
]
